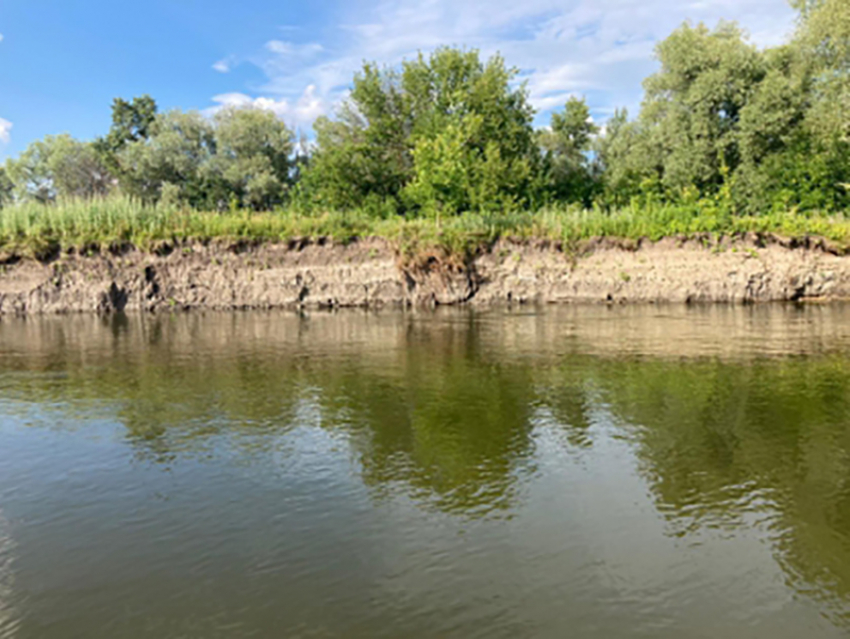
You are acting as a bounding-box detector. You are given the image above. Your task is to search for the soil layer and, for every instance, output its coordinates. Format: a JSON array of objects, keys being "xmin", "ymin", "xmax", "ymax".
[{"xmin": 1, "ymin": 235, "xmax": 848, "ymax": 314}]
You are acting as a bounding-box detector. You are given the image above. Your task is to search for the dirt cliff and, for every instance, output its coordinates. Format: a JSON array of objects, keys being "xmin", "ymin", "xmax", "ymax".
[{"xmin": 1, "ymin": 234, "xmax": 848, "ymax": 314}]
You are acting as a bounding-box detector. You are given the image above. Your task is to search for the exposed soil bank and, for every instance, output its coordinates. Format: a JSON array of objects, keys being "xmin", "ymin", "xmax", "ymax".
[{"xmin": 1, "ymin": 234, "xmax": 849, "ymax": 314}]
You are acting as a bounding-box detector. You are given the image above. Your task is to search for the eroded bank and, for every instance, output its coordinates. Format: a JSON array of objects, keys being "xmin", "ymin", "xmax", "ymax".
[{"xmin": 1, "ymin": 234, "xmax": 848, "ymax": 314}]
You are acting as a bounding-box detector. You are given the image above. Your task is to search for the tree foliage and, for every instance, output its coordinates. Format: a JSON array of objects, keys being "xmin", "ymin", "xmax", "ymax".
[
  {"xmin": 94, "ymin": 95, "xmax": 158, "ymax": 179},
  {"xmin": 102, "ymin": 95, "xmax": 158, "ymax": 152},
  {"xmin": 537, "ymin": 97, "xmax": 600, "ymax": 206},
  {"xmin": 116, "ymin": 106, "xmax": 295, "ymax": 209},
  {"xmin": 0, "ymin": 167, "xmax": 13, "ymax": 209},
  {"xmin": 209, "ymin": 107, "xmax": 295, "ymax": 210},
  {"xmin": 3, "ymin": 4, "xmax": 850, "ymax": 218},
  {"xmin": 5, "ymin": 134, "xmax": 112, "ymax": 203},
  {"xmin": 598, "ymin": 10, "xmax": 850, "ymax": 212},
  {"xmin": 301, "ymin": 48, "xmax": 536, "ymax": 215},
  {"xmin": 117, "ymin": 109, "xmax": 216, "ymax": 206}
]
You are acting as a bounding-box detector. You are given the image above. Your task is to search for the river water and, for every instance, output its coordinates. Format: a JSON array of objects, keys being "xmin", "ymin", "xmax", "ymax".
[{"xmin": 2, "ymin": 306, "xmax": 850, "ymax": 638}]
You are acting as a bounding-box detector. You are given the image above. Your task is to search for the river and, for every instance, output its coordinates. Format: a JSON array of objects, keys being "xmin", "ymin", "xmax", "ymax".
[{"xmin": 2, "ymin": 305, "xmax": 850, "ymax": 638}]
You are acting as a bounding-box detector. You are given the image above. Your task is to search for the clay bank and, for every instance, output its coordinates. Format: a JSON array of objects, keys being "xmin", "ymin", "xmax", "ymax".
[{"xmin": 1, "ymin": 234, "xmax": 849, "ymax": 315}]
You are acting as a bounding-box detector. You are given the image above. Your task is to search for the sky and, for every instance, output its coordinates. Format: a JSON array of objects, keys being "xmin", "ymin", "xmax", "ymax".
[{"xmin": 0, "ymin": 0, "xmax": 798, "ymax": 159}]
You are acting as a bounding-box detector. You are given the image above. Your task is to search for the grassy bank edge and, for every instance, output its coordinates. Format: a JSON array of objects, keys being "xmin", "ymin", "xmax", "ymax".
[{"xmin": 3, "ymin": 197, "xmax": 850, "ymax": 262}]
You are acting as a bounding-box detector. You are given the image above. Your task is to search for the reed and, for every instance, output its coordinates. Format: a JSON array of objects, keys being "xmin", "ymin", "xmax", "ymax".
[{"xmin": 2, "ymin": 195, "xmax": 850, "ymax": 258}]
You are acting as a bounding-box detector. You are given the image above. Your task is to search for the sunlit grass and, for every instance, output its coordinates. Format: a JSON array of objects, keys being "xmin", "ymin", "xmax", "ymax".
[{"xmin": 2, "ymin": 195, "xmax": 850, "ymax": 258}]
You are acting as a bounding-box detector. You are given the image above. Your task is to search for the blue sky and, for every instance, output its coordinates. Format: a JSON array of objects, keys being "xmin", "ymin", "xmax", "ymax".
[{"xmin": 0, "ymin": 0, "xmax": 797, "ymax": 159}]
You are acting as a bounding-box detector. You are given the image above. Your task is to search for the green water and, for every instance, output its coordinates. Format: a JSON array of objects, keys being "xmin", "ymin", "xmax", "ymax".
[{"xmin": 2, "ymin": 306, "xmax": 850, "ymax": 637}]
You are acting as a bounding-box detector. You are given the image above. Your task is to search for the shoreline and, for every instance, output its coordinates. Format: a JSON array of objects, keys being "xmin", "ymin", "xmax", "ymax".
[{"xmin": 2, "ymin": 234, "xmax": 850, "ymax": 315}]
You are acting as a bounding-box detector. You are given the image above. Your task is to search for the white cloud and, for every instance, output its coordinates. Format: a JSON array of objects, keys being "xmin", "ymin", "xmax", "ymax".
[
  {"xmin": 212, "ymin": 57, "xmax": 233, "ymax": 73},
  {"xmin": 265, "ymin": 40, "xmax": 324, "ymax": 58},
  {"xmin": 208, "ymin": 85, "xmax": 325, "ymax": 131},
  {"xmin": 0, "ymin": 34, "xmax": 4, "ymax": 43},
  {"xmin": 0, "ymin": 118, "xmax": 11, "ymax": 145},
  {"xmin": 211, "ymin": 0, "xmax": 797, "ymax": 129}
]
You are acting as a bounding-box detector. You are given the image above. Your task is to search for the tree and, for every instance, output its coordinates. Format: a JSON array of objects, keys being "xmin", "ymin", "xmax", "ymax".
[
  {"xmin": 401, "ymin": 48, "xmax": 536, "ymax": 214},
  {"xmin": 116, "ymin": 106, "xmax": 297, "ymax": 209},
  {"xmin": 593, "ymin": 19, "xmax": 845, "ymax": 212},
  {"xmin": 724, "ymin": 1, "xmax": 850, "ymax": 213},
  {"xmin": 792, "ymin": 0, "xmax": 850, "ymax": 74},
  {"xmin": 94, "ymin": 95, "xmax": 158, "ymax": 181},
  {"xmin": 101, "ymin": 95, "xmax": 158, "ymax": 152},
  {"xmin": 731, "ymin": 44, "xmax": 832, "ymax": 211},
  {"xmin": 792, "ymin": 0, "xmax": 850, "ymax": 188},
  {"xmin": 5, "ymin": 134, "xmax": 112, "ymax": 202},
  {"xmin": 537, "ymin": 97, "xmax": 600, "ymax": 206},
  {"xmin": 298, "ymin": 63, "xmax": 413, "ymax": 212},
  {"xmin": 637, "ymin": 22, "xmax": 766, "ymax": 194},
  {"xmin": 0, "ymin": 166, "xmax": 13, "ymax": 208},
  {"xmin": 595, "ymin": 109, "xmax": 648, "ymax": 206},
  {"xmin": 209, "ymin": 106, "xmax": 296, "ymax": 210},
  {"xmin": 301, "ymin": 47, "xmax": 537, "ymax": 216},
  {"xmin": 117, "ymin": 109, "xmax": 215, "ymax": 206}
]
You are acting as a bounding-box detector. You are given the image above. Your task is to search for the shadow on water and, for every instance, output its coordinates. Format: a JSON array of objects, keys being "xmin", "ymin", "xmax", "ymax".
[
  {"xmin": 3, "ymin": 304, "xmax": 850, "ymax": 634},
  {"xmin": 596, "ymin": 354, "xmax": 850, "ymax": 623}
]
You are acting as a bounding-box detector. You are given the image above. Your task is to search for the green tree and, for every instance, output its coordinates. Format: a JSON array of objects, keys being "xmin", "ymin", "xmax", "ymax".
[
  {"xmin": 793, "ymin": 0, "xmax": 850, "ymax": 205},
  {"xmin": 637, "ymin": 22, "xmax": 766, "ymax": 195},
  {"xmin": 208, "ymin": 107, "xmax": 296, "ymax": 210},
  {"xmin": 117, "ymin": 109, "xmax": 216, "ymax": 206},
  {"xmin": 301, "ymin": 47, "xmax": 537, "ymax": 216},
  {"xmin": 537, "ymin": 97, "xmax": 600, "ymax": 206},
  {"xmin": 792, "ymin": 0, "xmax": 850, "ymax": 75},
  {"xmin": 298, "ymin": 63, "xmax": 413, "ymax": 213},
  {"xmin": 593, "ymin": 17, "xmax": 847, "ymax": 212},
  {"xmin": 100, "ymin": 95, "xmax": 158, "ymax": 152},
  {"xmin": 726, "ymin": 1, "xmax": 850, "ymax": 213},
  {"xmin": 94, "ymin": 95, "xmax": 158, "ymax": 180},
  {"xmin": 5, "ymin": 134, "xmax": 112, "ymax": 202},
  {"xmin": 0, "ymin": 166, "xmax": 13, "ymax": 208},
  {"xmin": 595, "ymin": 109, "xmax": 649, "ymax": 206}
]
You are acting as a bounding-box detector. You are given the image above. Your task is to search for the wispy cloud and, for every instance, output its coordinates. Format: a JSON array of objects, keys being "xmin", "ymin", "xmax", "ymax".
[
  {"xmin": 212, "ymin": 57, "xmax": 234, "ymax": 73},
  {"xmin": 210, "ymin": 0, "xmax": 797, "ymax": 130},
  {"xmin": 208, "ymin": 85, "xmax": 325, "ymax": 131},
  {"xmin": 0, "ymin": 118, "xmax": 12, "ymax": 145}
]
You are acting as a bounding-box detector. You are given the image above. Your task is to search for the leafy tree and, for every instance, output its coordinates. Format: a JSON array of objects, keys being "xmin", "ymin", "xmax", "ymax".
[
  {"xmin": 401, "ymin": 48, "xmax": 536, "ymax": 214},
  {"xmin": 301, "ymin": 47, "xmax": 537, "ymax": 216},
  {"xmin": 793, "ymin": 0, "xmax": 850, "ymax": 201},
  {"xmin": 117, "ymin": 109, "xmax": 216, "ymax": 206},
  {"xmin": 792, "ymin": 0, "xmax": 850, "ymax": 74},
  {"xmin": 116, "ymin": 106, "xmax": 297, "ymax": 210},
  {"xmin": 208, "ymin": 107, "xmax": 296, "ymax": 209},
  {"xmin": 637, "ymin": 22, "xmax": 766, "ymax": 194},
  {"xmin": 594, "ymin": 109, "xmax": 647, "ymax": 206},
  {"xmin": 593, "ymin": 15, "xmax": 850, "ymax": 213},
  {"xmin": 94, "ymin": 95, "xmax": 158, "ymax": 180},
  {"xmin": 5, "ymin": 134, "xmax": 112, "ymax": 202},
  {"xmin": 100, "ymin": 95, "xmax": 158, "ymax": 152},
  {"xmin": 402, "ymin": 116, "xmax": 479, "ymax": 217},
  {"xmin": 0, "ymin": 166, "xmax": 13, "ymax": 208},
  {"xmin": 731, "ymin": 44, "xmax": 833, "ymax": 211},
  {"xmin": 537, "ymin": 97, "xmax": 600, "ymax": 206},
  {"xmin": 298, "ymin": 63, "xmax": 413, "ymax": 212}
]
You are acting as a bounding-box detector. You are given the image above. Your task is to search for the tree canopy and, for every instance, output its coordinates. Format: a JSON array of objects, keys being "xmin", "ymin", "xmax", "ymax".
[{"xmin": 3, "ymin": 0, "xmax": 849, "ymax": 217}]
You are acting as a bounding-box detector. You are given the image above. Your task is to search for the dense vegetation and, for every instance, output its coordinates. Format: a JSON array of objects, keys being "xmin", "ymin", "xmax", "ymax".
[{"xmin": 1, "ymin": 0, "xmax": 849, "ymax": 252}]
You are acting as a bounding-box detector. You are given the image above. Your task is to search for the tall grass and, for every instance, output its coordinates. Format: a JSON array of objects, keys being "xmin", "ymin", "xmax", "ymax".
[{"xmin": 2, "ymin": 195, "xmax": 850, "ymax": 258}]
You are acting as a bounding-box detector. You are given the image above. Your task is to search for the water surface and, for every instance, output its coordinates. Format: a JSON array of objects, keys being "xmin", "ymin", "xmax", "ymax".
[{"xmin": 2, "ymin": 306, "xmax": 850, "ymax": 637}]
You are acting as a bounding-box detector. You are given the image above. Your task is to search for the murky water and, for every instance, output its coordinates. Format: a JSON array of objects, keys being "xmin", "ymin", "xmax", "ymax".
[{"xmin": 3, "ymin": 306, "xmax": 850, "ymax": 637}]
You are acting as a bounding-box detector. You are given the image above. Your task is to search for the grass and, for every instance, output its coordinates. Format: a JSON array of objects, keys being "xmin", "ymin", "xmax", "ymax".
[{"xmin": 2, "ymin": 195, "xmax": 850, "ymax": 259}]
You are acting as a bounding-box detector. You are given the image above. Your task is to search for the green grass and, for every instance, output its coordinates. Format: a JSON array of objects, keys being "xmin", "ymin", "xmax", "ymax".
[{"xmin": 2, "ymin": 195, "xmax": 850, "ymax": 259}]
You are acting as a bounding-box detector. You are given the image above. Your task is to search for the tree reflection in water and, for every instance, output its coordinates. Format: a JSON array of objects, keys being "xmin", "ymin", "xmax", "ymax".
[{"xmin": 3, "ymin": 307, "xmax": 850, "ymax": 621}]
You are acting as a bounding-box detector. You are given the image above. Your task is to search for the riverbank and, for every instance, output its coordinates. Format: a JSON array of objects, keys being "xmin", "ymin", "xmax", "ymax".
[{"xmin": 1, "ymin": 233, "xmax": 849, "ymax": 314}]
